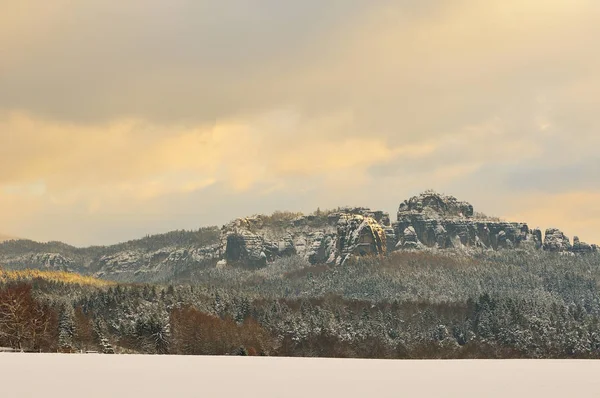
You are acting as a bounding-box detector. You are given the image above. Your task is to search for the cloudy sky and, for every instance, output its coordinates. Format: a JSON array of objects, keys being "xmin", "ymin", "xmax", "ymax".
[{"xmin": 1, "ymin": 0, "xmax": 599, "ymax": 246}]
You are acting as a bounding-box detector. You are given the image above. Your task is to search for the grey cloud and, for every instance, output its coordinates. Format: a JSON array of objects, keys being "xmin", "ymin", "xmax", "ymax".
[
  {"xmin": 16, "ymin": 179, "xmax": 329, "ymax": 246},
  {"xmin": 0, "ymin": 0, "xmax": 369, "ymax": 124},
  {"xmin": 505, "ymin": 158, "xmax": 600, "ymax": 194},
  {"xmin": 3, "ymin": 0, "xmax": 582, "ymax": 132}
]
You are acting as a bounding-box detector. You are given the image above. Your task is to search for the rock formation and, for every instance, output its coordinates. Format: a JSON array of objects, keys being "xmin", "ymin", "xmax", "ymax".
[
  {"xmin": 392, "ymin": 191, "xmax": 597, "ymax": 256},
  {"xmin": 218, "ymin": 191, "xmax": 599, "ymax": 267},
  {"xmin": 218, "ymin": 208, "xmax": 391, "ymax": 267},
  {"xmin": 336, "ymin": 214, "xmax": 387, "ymax": 264},
  {"xmin": 542, "ymin": 228, "xmax": 573, "ymax": 252},
  {"xmin": 572, "ymin": 236, "xmax": 597, "ymax": 254},
  {"xmin": 394, "ymin": 191, "xmax": 542, "ymax": 252}
]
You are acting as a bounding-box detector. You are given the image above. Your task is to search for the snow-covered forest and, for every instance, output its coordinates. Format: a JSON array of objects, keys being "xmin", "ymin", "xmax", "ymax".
[{"xmin": 2, "ymin": 249, "xmax": 600, "ymax": 358}]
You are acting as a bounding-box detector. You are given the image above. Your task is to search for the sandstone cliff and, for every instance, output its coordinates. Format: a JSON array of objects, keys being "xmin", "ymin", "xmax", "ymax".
[
  {"xmin": 394, "ymin": 191, "xmax": 541, "ymax": 252},
  {"xmin": 393, "ymin": 191, "xmax": 596, "ymax": 255},
  {"xmin": 218, "ymin": 208, "xmax": 390, "ymax": 268}
]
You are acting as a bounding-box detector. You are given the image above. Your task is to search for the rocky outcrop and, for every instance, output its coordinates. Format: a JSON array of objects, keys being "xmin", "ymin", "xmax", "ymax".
[
  {"xmin": 220, "ymin": 189, "xmax": 600, "ymax": 266},
  {"xmin": 396, "ymin": 226, "xmax": 423, "ymax": 250},
  {"xmin": 0, "ymin": 252, "xmax": 75, "ymax": 270},
  {"xmin": 218, "ymin": 208, "xmax": 392, "ymax": 267},
  {"xmin": 572, "ymin": 236, "xmax": 595, "ymax": 254},
  {"xmin": 31, "ymin": 253, "xmax": 74, "ymax": 268},
  {"xmin": 394, "ymin": 191, "xmax": 542, "ymax": 252},
  {"xmin": 336, "ymin": 214, "xmax": 387, "ymax": 264},
  {"xmin": 398, "ymin": 191, "xmax": 474, "ymax": 218},
  {"xmin": 543, "ymin": 233, "xmax": 598, "ymax": 254},
  {"xmin": 223, "ymin": 230, "xmax": 267, "ymax": 268},
  {"xmin": 220, "ymin": 215, "xmax": 332, "ymax": 266},
  {"xmin": 542, "ymin": 228, "xmax": 572, "ymax": 252},
  {"xmin": 540, "ymin": 230, "xmax": 599, "ymax": 254},
  {"xmin": 93, "ymin": 244, "xmax": 221, "ymax": 280},
  {"xmin": 392, "ymin": 191, "xmax": 600, "ymax": 256}
]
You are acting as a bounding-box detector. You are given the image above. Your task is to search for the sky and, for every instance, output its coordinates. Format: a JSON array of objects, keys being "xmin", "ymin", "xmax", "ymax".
[{"xmin": 1, "ymin": 0, "xmax": 599, "ymax": 246}]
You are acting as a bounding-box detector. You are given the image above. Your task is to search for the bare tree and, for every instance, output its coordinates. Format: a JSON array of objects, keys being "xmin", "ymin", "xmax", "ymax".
[{"xmin": 0, "ymin": 283, "xmax": 58, "ymax": 351}]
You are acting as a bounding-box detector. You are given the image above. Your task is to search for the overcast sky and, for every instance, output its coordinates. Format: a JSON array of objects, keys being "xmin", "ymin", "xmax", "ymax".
[{"xmin": 1, "ymin": 0, "xmax": 599, "ymax": 246}]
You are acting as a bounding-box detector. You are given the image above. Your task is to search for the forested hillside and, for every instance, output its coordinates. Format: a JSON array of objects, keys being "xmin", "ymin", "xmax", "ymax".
[{"xmin": 2, "ymin": 249, "xmax": 600, "ymax": 358}]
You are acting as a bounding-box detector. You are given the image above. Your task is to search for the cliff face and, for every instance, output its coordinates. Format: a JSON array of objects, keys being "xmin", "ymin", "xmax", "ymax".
[
  {"xmin": 216, "ymin": 191, "xmax": 598, "ymax": 269},
  {"xmin": 219, "ymin": 208, "xmax": 390, "ymax": 268},
  {"xmin": 393, "ymin": 191, "xmax": 596, "ymax": 255},
  {"xmin": 394, "ymin": 191, "xmax": 542, "ymax": 252}
]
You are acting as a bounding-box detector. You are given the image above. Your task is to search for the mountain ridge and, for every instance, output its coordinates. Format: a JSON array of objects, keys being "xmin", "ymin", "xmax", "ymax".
[{"xmin": 0, "ymin": 191, "xmax": 597, "ymax": 282}]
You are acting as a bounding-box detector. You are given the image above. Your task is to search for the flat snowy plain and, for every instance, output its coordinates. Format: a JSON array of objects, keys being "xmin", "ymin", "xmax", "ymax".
[{"xmin": 1, "ymin": 354, "xmax": 599, "ymax": 397}]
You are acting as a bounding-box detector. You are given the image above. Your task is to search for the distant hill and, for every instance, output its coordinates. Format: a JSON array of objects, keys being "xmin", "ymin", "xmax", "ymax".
[{"xmin": 0, "ymin": 227, "xmax": 222, "ymax": 282}]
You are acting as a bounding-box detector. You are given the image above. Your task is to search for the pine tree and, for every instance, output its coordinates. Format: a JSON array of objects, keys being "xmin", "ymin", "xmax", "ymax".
[{"xmin": 58, "ymin": 303, "xmax": 76, "ymax": 352}]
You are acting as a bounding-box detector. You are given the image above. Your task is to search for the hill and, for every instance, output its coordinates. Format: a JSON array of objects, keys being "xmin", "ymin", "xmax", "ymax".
[{"xmin": 0, "ymin": 191, "xmax": 597, "ymax": 283}]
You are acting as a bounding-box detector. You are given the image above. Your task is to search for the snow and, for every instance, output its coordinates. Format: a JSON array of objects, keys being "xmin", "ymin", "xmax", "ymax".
[{"xmin": 0, "ymin": 355, "xmax": 599, "ymax": 397}]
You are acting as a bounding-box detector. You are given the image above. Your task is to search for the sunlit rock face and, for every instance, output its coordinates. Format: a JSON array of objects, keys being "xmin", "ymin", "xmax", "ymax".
[
  {"xmin": 336, "ymin": 214, "xmax": 387, "ymax": 265},
  {"xmin": 393, "ymin": 191, "xmax": 542, "ymax": 252},
  {"xmin": 219, "ymin": 208, "xmax": 392, "ymax": 267}
]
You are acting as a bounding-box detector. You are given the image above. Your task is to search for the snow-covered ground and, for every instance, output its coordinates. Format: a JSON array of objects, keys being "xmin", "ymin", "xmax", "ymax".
[{"xmin": 1, "ymin": 355, "xmax": 599, "ymax": 397}]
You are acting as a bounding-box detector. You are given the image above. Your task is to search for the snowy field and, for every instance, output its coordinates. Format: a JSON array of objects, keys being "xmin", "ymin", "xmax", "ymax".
[{"xmin": 1, "ymin": 355, "xmax": 600, "ymax": 397}]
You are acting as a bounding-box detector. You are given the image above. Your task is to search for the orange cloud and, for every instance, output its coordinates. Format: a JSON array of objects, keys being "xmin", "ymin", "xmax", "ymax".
[
  {"xmin": 504, "ymin": 191, "xmax": 600, "ymax": 244},
  {"xmin": 1, "ymin": 110, "xmax": 434, "ymax": 215}
]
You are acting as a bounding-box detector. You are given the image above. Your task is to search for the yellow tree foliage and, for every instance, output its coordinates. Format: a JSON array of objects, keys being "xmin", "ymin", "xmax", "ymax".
[{"xmin": 0, "ymin": 269, "xmax": 114, "ymax": 288}]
